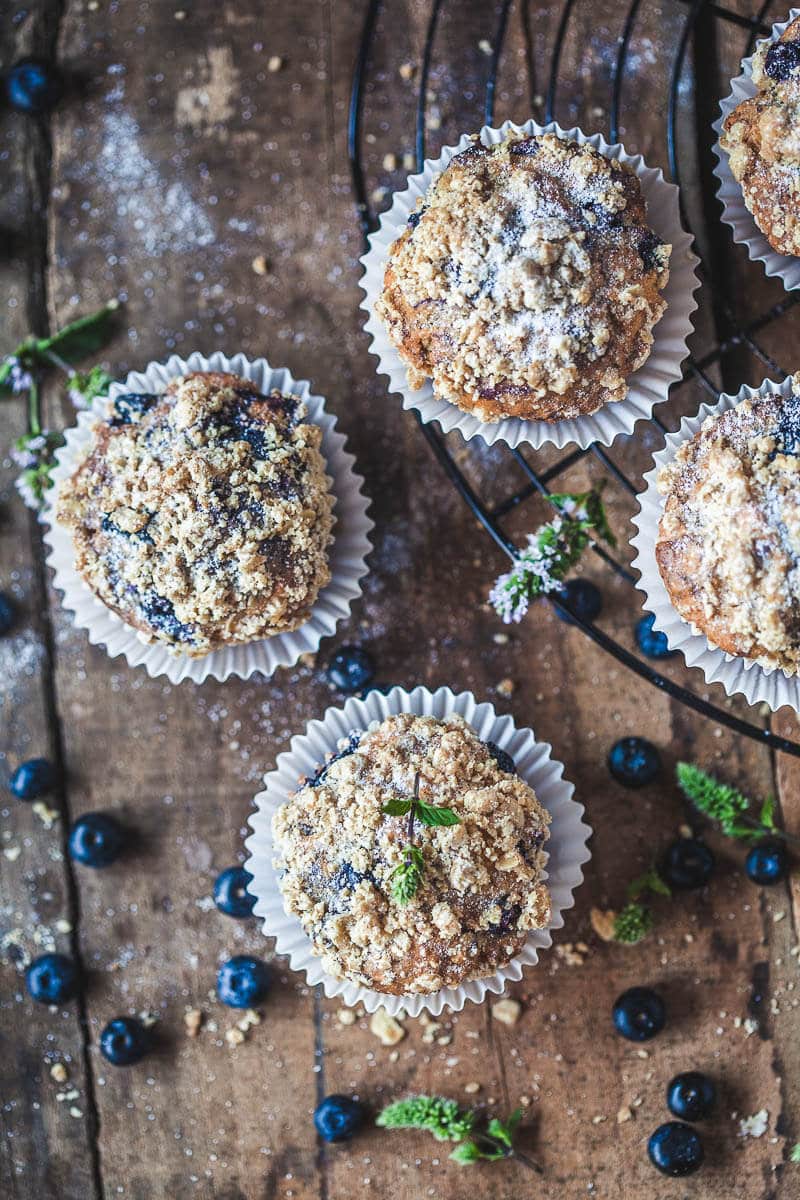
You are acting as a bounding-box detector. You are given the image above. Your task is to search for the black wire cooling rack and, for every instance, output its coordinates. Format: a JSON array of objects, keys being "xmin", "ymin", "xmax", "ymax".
[{"xmin": 348, "ymin": 0, "xmax": 800, "ymax": 758}]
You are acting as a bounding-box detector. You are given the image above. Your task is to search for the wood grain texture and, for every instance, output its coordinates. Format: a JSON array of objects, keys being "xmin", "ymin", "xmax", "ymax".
[{"xmin": 1, "ymin": 1, "xmax": 799, "ymax": 1197}]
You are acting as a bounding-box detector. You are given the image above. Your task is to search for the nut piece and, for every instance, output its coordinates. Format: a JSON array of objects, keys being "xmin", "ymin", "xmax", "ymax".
[
  {"xmin": 369, "ymin": 1008, "xmax": 406, "ymax": 1046},
  {"xmin": 590, "ymin": 906, "xmax": 617, "ymax": 942},
  {"xmin": 337, "ymin": 1007, "xmax": 356, "ymax": 1027},
  {"xmin": 50, "ymin": 1062, "xmax": 68, "ymax": 1083},
  {"xmin": 251, "ymin": 254, "xmax": 269, "ymax": 276},
  {"xmin": 492, "ymin": 998, "xmax": 522, "ymax": 1027},
  {"xmin": 184, "ymin": 1009, "xmax": 203, "ymax": 1038},
  {"xmin": 267, "ymin": 56, "xmax": 284, "ymax": 73}
]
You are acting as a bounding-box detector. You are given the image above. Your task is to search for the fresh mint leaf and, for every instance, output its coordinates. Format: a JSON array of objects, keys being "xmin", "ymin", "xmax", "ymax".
[
  {"xmin": 36, "ymin": 300, "xmax": 119, "ymax": 364},
  {"xmin": 382, "ymin": 798, "xmax": 412, "ymax": 817},
  {"xmin": 416, "ymin": 801, "xmax": 460, "ymax": 827}
]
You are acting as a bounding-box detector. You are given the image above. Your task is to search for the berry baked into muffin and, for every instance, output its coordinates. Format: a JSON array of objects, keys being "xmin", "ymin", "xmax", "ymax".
[
  {"xmin": 56, "ymin": 372, "xmax": 335, "ymax": 656},
  {"xmin": 720, "ymin": 17, "xmax": 800, "ymax": 256},
  {"xmin": 272, "ymin": 713, "xmax": 551, "ymax": 994},
  {"xmin": 656, "ymin": 376, "xmax": 800, "ymax": 674},
  {"xmin": 375, "ymin": 130, "xmax": 671, "ymax": 423}
]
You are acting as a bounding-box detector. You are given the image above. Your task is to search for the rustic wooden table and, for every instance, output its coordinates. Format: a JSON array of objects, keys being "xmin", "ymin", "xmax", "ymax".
[{"xmin": 3, "ymin": 1, "xmax": 800, "ymax": 1197}]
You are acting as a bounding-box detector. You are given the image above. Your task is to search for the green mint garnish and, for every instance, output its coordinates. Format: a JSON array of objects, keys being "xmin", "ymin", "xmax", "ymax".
[
  {"xmin": 377, "ymin": 1097, "xmax": 538, "ymax": 1171},
  {"xmin": 613, "ymin": 902, "xmax": 654, "ymax": 945},
  {"xmin": 676, "ymin": 762, "xmax": 786, "ymax": 844},
  {"xmin": 382, "ymin": 773, "xmax": 460, "ymax": 905}
]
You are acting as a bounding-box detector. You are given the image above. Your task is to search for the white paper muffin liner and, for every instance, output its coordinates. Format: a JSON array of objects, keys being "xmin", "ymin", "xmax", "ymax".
[
  {"xmin": 631, "ymin": 374, "xmax": 800, "ymax": 712},
  {"xmin": 359, "ymin": 117, "xmax": 699, "ymax": 450},
  {"xmin": 244, "ymin": 684, "xmax": 591, "ymax": 1017},
  {"xmin": 713, "ymin": 10, "xmax": 800, "ymax": 290},
  {"xmin": 43, "ymin": 352, "xmax": 373, "ymax": 684}
]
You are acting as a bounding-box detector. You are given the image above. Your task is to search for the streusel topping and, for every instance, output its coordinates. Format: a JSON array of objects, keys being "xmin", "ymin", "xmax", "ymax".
[
  {"xmin": 376, "ymin": 131, "xmax": 670, "ymax": 422},
  {"xmin": 656, "ymin": 376, "xmax": 800, "ymax": 673},
  {"xmin": 56, "ymin": 371, "xmax": 335, "ymax": 656},
  {"xmin": 272, "ymin": 713, "xmax": 551, "ymax": 995}
]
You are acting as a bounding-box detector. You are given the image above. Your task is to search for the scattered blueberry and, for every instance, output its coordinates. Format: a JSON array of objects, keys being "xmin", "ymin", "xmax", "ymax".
[
  {"xmin": 313, "ymin": 1094, "xmax": 365, "ymax": 1143},
  {"xmin": 647, "ymin": 1121, "xmax": 704, "ymax": 1176},
  {"xmin": 213, "ymin": 867, "xmax": 257, "ymax": 918},
  {"xmin": 326, "ymin": 645, "xmax": 374, "ymax": 694},
  {"xmin": 661, "ymin": 838, "xmax": 715, "ymax": 890},
  {"xmin": 666, "ymin": 1072, "xmax": 716, "ymax": 1122},
  {"xmin": 0, "ymin": 591, "xmax": 16, "ymax": 635},
  {"xmin": 745, "ymin": 839, "xmax": 789, "ymax": 886},
  {"xmin": 635, "ymin": 613, "xmax": 676, "ymax": 660},
  {"xmin": 555, "ymin": 578, "xmax": 602, "ymax": 625},
  {"xmin": 9, "ymin": 757, "xmax": 56, "ymax": 800},
  {"xmin": 25, "ymin": 953, "xmax": 79, "ymax": 1005},
  {"xmin": 68, "ymin": 812, "xmax": 126, "ymax": 868},
  {"xmin": 99, "ymin": 1016, "xmax": 150, "ymax": 1066},
  {"xmin": 5, "ymin": 58, "xmax": 64, "ymax": 114},
  {"xmin": 485, "ymin": 740, "xmax": 516, "ymax": 775},
  {"xmin": 216, "ymin": 955, "xmax": 272, "ymax": 1008},
  {"xmin": 607, "ymin": 737, "xmax": 661, "ymax": 788},
  {"xmin": 765, "ymin": 40, "xmax": 800, "ymax": 82},
  {"xmin": 612, "ymin": 986, "xmax": 666, "ymax": 1042}
]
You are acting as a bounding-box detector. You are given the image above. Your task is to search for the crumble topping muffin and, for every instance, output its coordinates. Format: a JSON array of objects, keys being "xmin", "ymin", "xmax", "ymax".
[
  {"xmin": 656, "ymin": 376, "xmax": 800, "ymax": 674},
  {"xmin": 272, "ymin": 712, "xmax": 551, "ymax": 994},
  {"xmin": 721, "ymin": 17, "xmax": 800, "ymax": 256},
  {"xmin": 375, "ymin": 130, "xmax": 671, "ymax": 423},
  {"xmin": 55, "ymin": 371, "xmax": 335, "ymax": 656}
]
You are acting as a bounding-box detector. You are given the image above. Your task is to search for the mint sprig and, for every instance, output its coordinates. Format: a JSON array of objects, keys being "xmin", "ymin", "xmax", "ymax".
[
  {"xmin": 676, "ymin": 763, "xmax": 793, "ymax": 845},
  {"xmin": 383, "ymin": 773, "xmax": 460, "ymax": 905},
  {"xmin": 377, "ymin": 1096, "xmax": 539, "ymax": 1171}
]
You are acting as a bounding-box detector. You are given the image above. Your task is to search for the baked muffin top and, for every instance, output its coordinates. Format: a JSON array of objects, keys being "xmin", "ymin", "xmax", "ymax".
[
  {"xmin": 56, "ymin": 371, "xmax": 335, "ymax": 656},
  {"xmin": 656, "ymin": 377, "xmax": 800, "ymax": 673},
  {"xmin": 375, "ymin": 130, "xmax": 671, "ymax": 423},
  {"xmin": 272, "ymin": 713, "xmax": 551, "ymax": 995},
  {"xmin": 721, "ymin": 16, "xmax": 800, "ymax": 256}
]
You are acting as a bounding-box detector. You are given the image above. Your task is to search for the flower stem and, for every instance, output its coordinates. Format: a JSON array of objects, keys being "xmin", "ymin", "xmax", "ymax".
[{"xmin": 28, "ymin": 374, "xmax": 40, "ymax": 436}]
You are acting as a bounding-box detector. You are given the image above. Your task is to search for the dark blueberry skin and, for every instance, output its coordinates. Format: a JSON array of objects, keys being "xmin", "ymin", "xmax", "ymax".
[
  {"xmin": 313, "ymin": 1094, "xmax": 365, "ymax": 1143},
  {"xmin": 745, "ymin": 839, "xmax": 789, "ymax": 886},
  {"xmin": 612, "ymin": 986, "xmax": 666, "ymax": 1042},
  {"xmin": 0, "ymin": 591, "xmax": 16, "ymax": 636},
  {"xmin": 213, "ymin": 867, "xmax": 257, "ymax": 918},
  {"xmin": 326, "ymin": 645, "xmax": 375, "ymax": 694},
  {"xmin": 5, "ymin": 58, "xmax": 64, "ymax": 114},
  {"xmin": 9, "ymin": 757, "xmax": 56, "ymax": 800},
  {"xmin": 607, "ymin": 737, "xmax": 661, "ymax": 788},
  {"xmin": 556, "ymin": 578, "xmax": 602, "ymax": 625},
  {"xmin": 661, "ymin": 839, "xmax": 715, "ymax": 890},
  {"xmin": 25, "ymin": 953, "xmax": 79, "ymax": 1005},
  {"xmin": 68, "ymin": 812, "xmax": 126, "ymax": 868},
  {"xmin": 307, "ymin": 733, "xmax": 362, "ymax": 787},
  {"xmin": 100, "ymin": 1016, "xmax": 150, "ymax": 1066},
  {"xmin": 635, "ymin": 613, "xmax": 676, "ymax": 660},
  {"xmin": 666, "ymin": 1072, "xmax": 716, "ymax": 1122},
  {"xmin": 765, "ymin": 40, "xmax": 800, "ymax": 82},
  {"xmin": 485, "ymin": 740, "xmax": 516, "ymax": 775},
  {"xmin": 647, "ymin": 1122, "xmax": 704, "ymax": 1176},
  {"xmin": 109, "ymin": 392, "xmax": 157, "ymax": 426},
  {"xmin": 217, "ymin": 955, "xmax": 272, "ymax": 1008}
]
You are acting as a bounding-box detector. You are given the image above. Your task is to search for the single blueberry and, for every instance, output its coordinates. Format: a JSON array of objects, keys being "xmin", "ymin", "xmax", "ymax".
[
  {"xmin": 213, "ymin": 867, "xmax": 257, "ymax": 918},
  {"xmin": 5, "ymin": 58, "xmax": 64, "ymax": 114},
  {"xmin": 313, "ymin": 1094, "xmax": 365, "ymax": 1143},
  {"xmin": 109, "ymin": 392, "xmax": 157, "ymax": 426},
  {"xmin": 99, "ymin": 1016, "xmax": 150, "ymax": 1066},
  {"xmin": 25, "ymin": 953, "xmax": 79, "ymax": 1005},
  {"xmin": 217, "ymin": 955, "xmax": 272, "ymax": 1008},
  {"xmin": 407, "ymin": 206, "xmax": 426, "ymax": 228},
  {"xmin": 9, "ymin": 757, "xmax": 56, "ymax": 800},
  {"xmin": 765, "ymin": 40, "xmax": 800, "ymax": 82},
  {"xmin": 745, "ymin": 839, "xmax": 789, "ymax": 886},
  {"xmin": 555, "ymin": 578, "xmax": 602, "ymax": 625},
  {"xmin": 647, "ymin": 1121, "xmax": 704, "ymax": 1176},
  {"xmin": 635, "ymin": 613, "xmax": 676, "ymax": 660},
  {"xmin": 0, "ymin": 591, "xmax": 16, "ymax": 635},
  {"xmin": 612, "ymin": 986, "xmax": 666, "ymax": 1042},
  {"xmin": 661, "ymin": 839, "xmax": 715, "ymax": 890},
  {"xmin": 607, "ymin": 737, "xmax": 661, "ymax": 788},
  {"xmin": 138, "ymin": 591, "xmax": 194, "ymax": 644},
  {"xmin": 637, "ymin": 229, "xmax": 665, "ymax": 272},
  {"xmin": 485, "ymin": 740, "xmax": 516, "ymax": 775},
  {"xmin": 326, "ymin": 645, "xmax": 375, "ymax": 694},
  {"xmin": 68, "ymin": 812, "xmax": 126, "ymax": 868},
  {"xmin": 666, "ymin": 1072, "xmax": 716, "ymax": 1122}
]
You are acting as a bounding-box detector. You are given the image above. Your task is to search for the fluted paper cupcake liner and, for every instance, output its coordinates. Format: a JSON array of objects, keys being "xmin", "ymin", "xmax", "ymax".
[
  {"xmin": 244, "ymin": 685, "xmax": 591, "ymax": 1017},
  {"xmin": 713, "ymin": 9, "xmax": 800, "ymax": 290},
  {"xmin": 360, "ymin": 117, "xmax": 699, "ymax": 451},
  {"xmin": 631, "ymin": 374, "xmax": 800, "ymax": 712},
  {"xmin": 43, "ymin": 352, "xmax": 373, "ymax": 684}
]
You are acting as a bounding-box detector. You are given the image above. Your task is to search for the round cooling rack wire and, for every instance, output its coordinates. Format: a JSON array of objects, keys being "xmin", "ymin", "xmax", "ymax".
[{"xmin": 347, "ymin": 0, "xmax": 800, "ymax": 758}]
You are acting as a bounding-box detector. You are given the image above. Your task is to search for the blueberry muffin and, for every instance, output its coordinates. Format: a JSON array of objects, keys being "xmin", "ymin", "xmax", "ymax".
[
  {"xmin": 375, "ymin": 130, "xmax": 671, "ymax": 423},
  {"xmin": 720, "ymin": 17, "xmax": 800, "ymax": 256},
  {"xmin": 272, "ymin": 713, "xmax": 551, "ymax": 994},
  {"xmin": 56, "ymin": 371, "xmax": 335, "ymax": 656},
  {"xmin": 656, "ymin": 376, "xmax": 800, "ymax": 673}
]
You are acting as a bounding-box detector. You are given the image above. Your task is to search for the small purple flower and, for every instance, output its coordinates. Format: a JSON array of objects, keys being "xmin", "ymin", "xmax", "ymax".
[{"xmin": 6, "ymin": 357, "xmax": 34, "ymax": 394}]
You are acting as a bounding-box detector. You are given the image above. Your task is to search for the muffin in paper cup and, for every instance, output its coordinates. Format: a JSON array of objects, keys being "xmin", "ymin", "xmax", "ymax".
[
  {"xmin": 631, "ymin": 374, "xmax": 800, "ymax": 713},
  {"xmin": 244, "ymin": 684, "xmax": 591, "ymax": 1017},
  {"xmin": 359, "ymin": 117, "xmax": 699, "ymax": 451},
  {"xmin": 713, "ymin": 9, "xmax": 800, "ymax": 290},
  {"xmin": 43, "ymin": 351, "xmax": 373, "ymax": 685}
]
